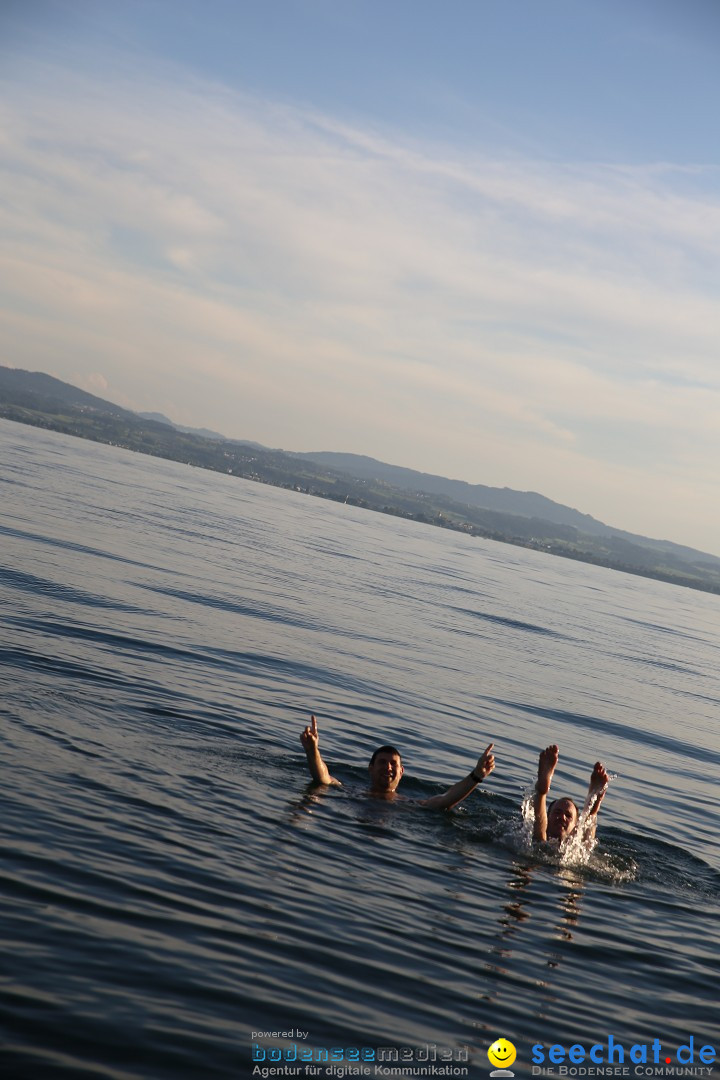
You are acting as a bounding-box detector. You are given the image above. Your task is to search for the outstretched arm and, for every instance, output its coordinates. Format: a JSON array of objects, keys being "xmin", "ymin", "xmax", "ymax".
[
  {"xmin": 420, "ymin": 743, "xmax": 495, "ymax": 810},
  {"xmin": 533, "ymin": 744, "xmax": 558, "ymax": 841},
  {"xmin": 300, "ymin": 714, "xmax": 341, "ymax": 787},
  {"xmin": 579, "ymin": 761, "xmax": 609, "ymax": 839}
]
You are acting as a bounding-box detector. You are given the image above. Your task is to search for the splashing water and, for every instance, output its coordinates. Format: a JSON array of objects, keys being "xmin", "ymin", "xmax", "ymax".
[
  {"xmin": 498, "ymin": 787, "xmax": 637, "ymax": 883},
  {"xmin": 515, "ymin": 788, "xmax": 596, "ymax": 865}
]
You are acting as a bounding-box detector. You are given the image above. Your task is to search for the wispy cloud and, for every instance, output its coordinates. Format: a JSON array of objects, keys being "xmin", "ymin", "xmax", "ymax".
[{"xmin": 0, "ymin": 60, "xmax": 719, "ymax": 549}]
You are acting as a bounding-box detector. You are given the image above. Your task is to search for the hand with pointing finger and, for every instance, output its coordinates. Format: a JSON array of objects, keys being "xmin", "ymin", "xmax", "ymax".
[
  {"xmin": 300, "ymin": 713, "xmax": 341, "ymax": 787},
  {"xmin": 473, "ymin": 742, "xmax": 495, "ymax": 781},
  {"xmin": 300, "ymin": 714, "xmax": 320, "ymax": 753},
  {"xmin": 419, "ymin": 738, "xmax": 497, "ymax": 810}
]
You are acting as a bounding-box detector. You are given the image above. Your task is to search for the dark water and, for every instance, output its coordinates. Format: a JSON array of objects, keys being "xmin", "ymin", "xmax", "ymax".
[{"xmin": 1, "ymin": 419, "xmax": 718, "ymax": 1080}]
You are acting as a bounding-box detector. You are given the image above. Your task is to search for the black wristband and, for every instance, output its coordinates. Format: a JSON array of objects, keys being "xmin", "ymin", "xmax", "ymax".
[{"xmin": 471, "ymin": 769, "xmax": 482, "ymax": 783}]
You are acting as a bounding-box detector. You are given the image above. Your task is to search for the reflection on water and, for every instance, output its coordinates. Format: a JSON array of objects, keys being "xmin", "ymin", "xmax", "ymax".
[{"xmin": 494, "ymin": 863, "xmax": 584, "ymax": 970}]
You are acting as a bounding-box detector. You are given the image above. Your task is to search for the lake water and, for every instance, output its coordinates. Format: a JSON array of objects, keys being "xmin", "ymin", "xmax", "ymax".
[{"xmin": 0, "ymin": 419, "xmax": 718, "ymax": 1080}]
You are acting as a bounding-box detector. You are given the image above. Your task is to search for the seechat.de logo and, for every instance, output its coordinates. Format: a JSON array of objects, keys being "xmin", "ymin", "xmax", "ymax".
[{"xmin": 488, "ymin": 1038, "xmax": 517, "ymax": 1077}]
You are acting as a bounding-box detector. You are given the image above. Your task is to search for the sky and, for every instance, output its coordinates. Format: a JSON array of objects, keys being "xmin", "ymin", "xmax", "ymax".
[{"xmin": 2, "ymin": 1, "xmax": 720, "ymax": 553}]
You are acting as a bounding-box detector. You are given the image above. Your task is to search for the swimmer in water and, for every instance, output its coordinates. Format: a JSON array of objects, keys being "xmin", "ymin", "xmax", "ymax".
[
  {"xmin": 533, "ymin": 744, "xmax": 610, "ymax": 844},
  {"xmin": 300, "ymin": 714, "xmax": 495, "ymax": 809}
]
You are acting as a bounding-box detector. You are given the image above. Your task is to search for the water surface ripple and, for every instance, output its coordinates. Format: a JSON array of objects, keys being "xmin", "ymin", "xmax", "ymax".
[{"xmin": 0, "ymin": 420, "xmax": 718, "ymax": 1079}]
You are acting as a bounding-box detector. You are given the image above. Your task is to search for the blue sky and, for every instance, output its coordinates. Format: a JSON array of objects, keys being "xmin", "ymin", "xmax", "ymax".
[{"xmin": 2, "ymin": 1, "xmax": 720, "ymax": 553}]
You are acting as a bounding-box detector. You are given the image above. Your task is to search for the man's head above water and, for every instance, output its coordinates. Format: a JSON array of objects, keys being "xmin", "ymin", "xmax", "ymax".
[
  {"xmin": 546, "ymin": 796, "xmax": 580, "ymax": 840},
  {"xmin": 368, "ymin": 745, "xmax": 404, "ymax": 793},
  {"xmin": 299, "ymin": 714, "xmax": 495, "ymax": 809},
  {"xmin": 533, "ymin": 744, "xmax": 610, "ymax": 845}
]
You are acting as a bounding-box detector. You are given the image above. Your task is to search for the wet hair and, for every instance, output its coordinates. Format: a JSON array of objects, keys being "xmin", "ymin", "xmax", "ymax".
[
  {"xmin": 548, "ymin": 797, "xmax": 579, "ymax": 817},
  {"xmin": 369, "ymin": 745, "xmax": 403, "ymax": 766}
]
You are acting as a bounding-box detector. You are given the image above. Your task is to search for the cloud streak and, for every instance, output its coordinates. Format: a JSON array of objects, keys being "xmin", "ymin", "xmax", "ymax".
[{"xmin": 1, "ymin": 60, "xmax": 719, "ymax": 550}]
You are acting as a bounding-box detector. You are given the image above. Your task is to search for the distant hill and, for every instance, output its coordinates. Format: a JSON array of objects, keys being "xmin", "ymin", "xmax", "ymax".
[
  {"xmin": 297, "ymin": 451, "xmax": 608, "ymax": 532},
  {"xmin": 0, "ymin": 367, "xmax": 135, "ymax": 419},
  {"xmin": 2, "ymin": 364, "xmax": 719, "ymax": 591},
  {"xmin": 137, "ymin": 411, "xmax": 174, "ymax": 425},
  {"xmin": 137, "ymin": 411, "xmax": 227, "ymax": 441},
  {"xmin": 296, "ymin": 451, "xmax": 720, "ymax": 570}
]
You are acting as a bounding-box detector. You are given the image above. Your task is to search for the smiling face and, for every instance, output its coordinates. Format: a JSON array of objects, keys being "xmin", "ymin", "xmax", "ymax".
[
  {"xmin": 488, "ymin": 1039, "xmax": 517, "ymax": 1069},
  {"xmin": 547, "ymin": 797, "xmax": 579, "ymax": 840},
  {"xmin": 368, "ymin": 749, "xmax": 404, "ymax": 794}
]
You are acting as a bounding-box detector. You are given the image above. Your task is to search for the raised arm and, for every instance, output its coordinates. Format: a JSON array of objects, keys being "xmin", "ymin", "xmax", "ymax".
[
  {"xmin": 533, "ymin": 744, "xmax": 558, "ymax": 841},
  {"xmin": 578, "ymin": 761, "xmax": 609, "ymax": 839},
  {"xmin": 420, "ymin": 743, "xmax": 495, "ymax": 811},
  {"xmin": 300, "ymin": 714, "xmax": 341, "ymax": 787}
]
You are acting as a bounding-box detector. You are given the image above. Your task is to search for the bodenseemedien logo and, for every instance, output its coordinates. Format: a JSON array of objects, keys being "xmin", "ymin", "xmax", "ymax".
[{"xmin": 488, "ymin": 1038, "xmax": 517, "ymax": 1077}]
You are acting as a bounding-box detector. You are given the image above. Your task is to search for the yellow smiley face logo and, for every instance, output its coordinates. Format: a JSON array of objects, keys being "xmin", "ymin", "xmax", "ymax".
[{"xmin": 488, "ymin": 1039, "xmax": 517, "ymax": 1069}]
